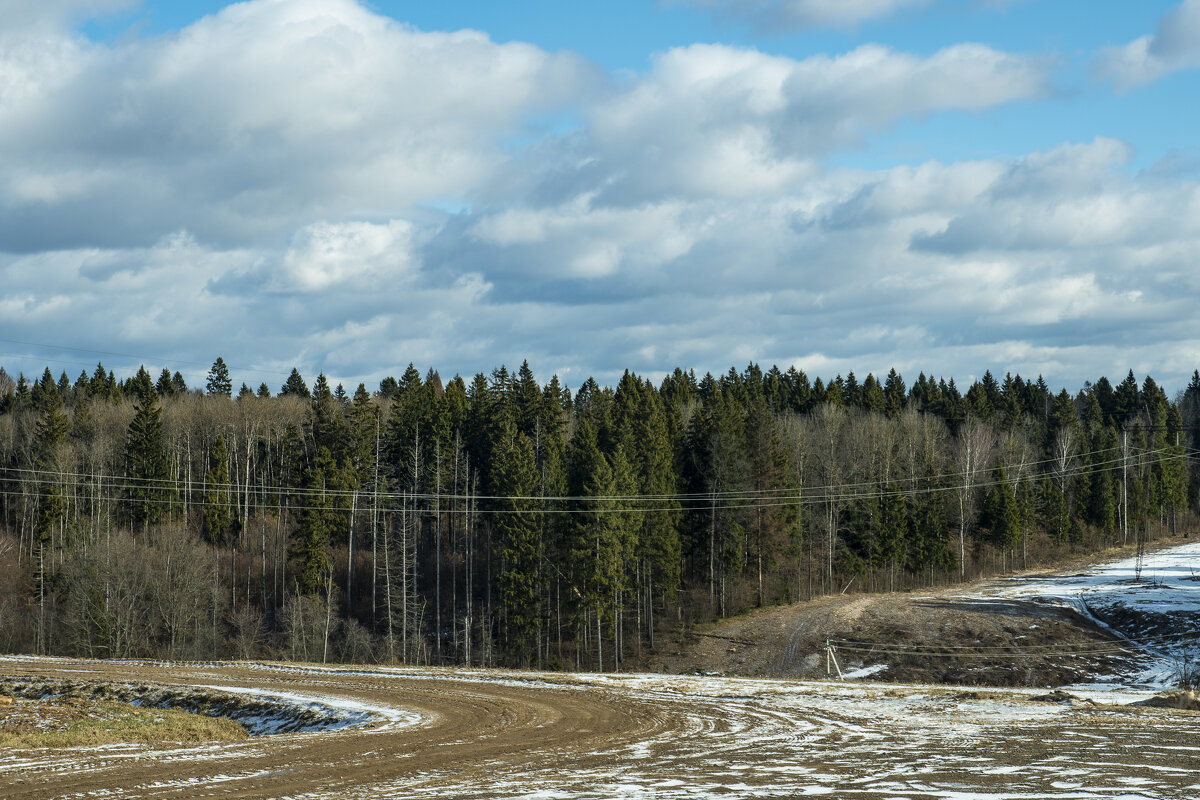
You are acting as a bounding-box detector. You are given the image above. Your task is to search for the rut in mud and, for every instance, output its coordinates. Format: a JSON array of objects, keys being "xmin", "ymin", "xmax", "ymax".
[{"xmin": 2, "ymin": 658, "xmax": 1200, "ymax": 799}]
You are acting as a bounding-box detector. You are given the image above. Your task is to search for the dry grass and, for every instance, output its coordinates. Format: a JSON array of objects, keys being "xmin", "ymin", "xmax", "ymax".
[{"xmin": 0, "ymin": 697, "xmax": 247, "ymax": 748}]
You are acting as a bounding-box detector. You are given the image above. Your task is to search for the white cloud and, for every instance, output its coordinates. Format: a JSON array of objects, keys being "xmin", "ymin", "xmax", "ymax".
[
  {"xmin": 276, "ymin": 220, "xmax": 417, "ymax": 292},
  {"xmin": 468, "ymin": 198, "xmax": 697, "ymax": 279},
  {"xmin": 0, "ymin": 0, "xmax": 592, "ymax": 250},
  {"xmin": 673, "ymin": 0, "xmax": 932, "ymax": 30},
  {"xmin": 585, "ymin": 42, "xmax": 1050, "ymax": 203},
  {"xmin": 3, "ymin": 1, "xmax": 1200, "ymax": 394},
  {"xmin": 912, "ymin": 138, "xmax": 1199, "ymax": 254},
  {"xmin": 1098, "ymin": 0, "xmax": 1200, "ymax": 90}
]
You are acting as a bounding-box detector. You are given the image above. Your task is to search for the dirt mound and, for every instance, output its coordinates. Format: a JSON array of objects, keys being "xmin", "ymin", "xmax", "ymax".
[
  {"xmin": 1135, "ymin": 689, "xmax": 1200, "ymax": 711},
  {"xmin": 636, "ymin": 590, "xmax": 1142, "ymax": 687}
]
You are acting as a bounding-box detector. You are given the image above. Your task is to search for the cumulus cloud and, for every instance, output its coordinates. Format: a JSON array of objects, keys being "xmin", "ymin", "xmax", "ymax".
[
  {"xmin": 911, "ymin": 138, "xmax": 1199, "ymax": 254},
  {"xmin": 274, "ymin": 220, "xmax": 419, "ymax": 292},
  {"xmin": 2, "ymin": 0, "xmax": 1198, "ymax": 393},
  {"xmin": 584, "ymin": 42, "xmax": 1050, "ymax": 203},
  {"xmin": 0, "ymin": 0, "xmax": 593, "ymax": 251},
  {"xmin": 673, "ymin": 0, "xmax": 932, "ymax": 30},
  {"xmin": 1098, "ymin": 0, "xmax": 1200, "ymax": 90}
]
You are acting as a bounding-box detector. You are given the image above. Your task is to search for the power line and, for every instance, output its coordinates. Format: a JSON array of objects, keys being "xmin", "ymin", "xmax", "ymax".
[{"xmin": 0, "ymin": 445, "xmax": 1189, "ymax": 515}]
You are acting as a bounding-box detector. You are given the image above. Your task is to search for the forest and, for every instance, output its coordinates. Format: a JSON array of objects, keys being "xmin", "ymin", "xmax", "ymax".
[{"xmin": 0, "ymin": 358, "xmax": 1196, "ymax": 670}]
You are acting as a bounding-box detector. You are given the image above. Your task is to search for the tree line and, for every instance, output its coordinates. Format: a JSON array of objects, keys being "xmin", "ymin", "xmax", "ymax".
[{"xmin": 0, "ymin": 358, "xmax": 1196, "ymax": 669}]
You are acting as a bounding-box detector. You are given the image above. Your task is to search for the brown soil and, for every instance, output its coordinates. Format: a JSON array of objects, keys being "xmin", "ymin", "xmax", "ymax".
[
  {"xmin": 636, "ymin": 589, "xmax": 1139, "ymax": 686},
  {"xmin": 631, "ymin": 540, "xmax": 1194, "ymax": 687},
  {"xmin": 2, "ymin": 659, "xmax": 1199, "ymax": 799}
]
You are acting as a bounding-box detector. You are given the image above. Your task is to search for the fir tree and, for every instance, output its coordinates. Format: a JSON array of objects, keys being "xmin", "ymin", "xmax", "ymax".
[
  {"xmin": 202, "ymin": 435, "xmax": 233, "ymax": 543},
  {"xmin": 981, "ymin": 464, "xmax": 1020, "ymax": 555},
  {"xmin": 206, "ymin": 357, "xmax": 233, "ymax": 397},
  {"xmin": 124, "ymin": 382, "xmax": 172, "ymax": 531},
  {"xmin": 281, "ymin": 368, "xmax": 310, "ymax": 398},
  {"xmin": 291, "ymin": 447, "xmax": 349, "ymax": 595},
  {"xmin": 490, "ymin": 424, "xmax": 542, "ymax": 662}
]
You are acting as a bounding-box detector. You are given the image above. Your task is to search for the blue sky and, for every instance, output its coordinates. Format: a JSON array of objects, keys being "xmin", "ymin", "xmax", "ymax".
[{"xmin": 3, "ymin": 0, "xmax": 1200, "ymax": 394}]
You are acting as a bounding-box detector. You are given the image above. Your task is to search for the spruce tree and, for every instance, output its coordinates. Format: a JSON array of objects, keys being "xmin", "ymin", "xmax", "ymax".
[
  {"xmin": 281, "ymin": 368, "xmax": 310, "ymax": 398},
  {"xmin": 490, "ymin": 424, "xmax": 542, "ymax": 662},
  {"xmin": 291, "ymin": 446, "xmax": 347, "ymax": 595},
  {"xmin": 206, "ymin": 357, "xmax": 233, "ymax": 397},
  {"xmin": 34, "ymin": 376, "xmax": 70, "ymax": 547},
  {"xmin": 882, "ymin": 368, "xmax": 906, "ymax": 417},
  {"xmin": 124, "ymin": 376, "xmax": 172, "ymax": 531},
  {"xmin": 155, "ymin": 368, "xmax": 176, "ymax": 398},
  {"xmin": 202, "ymin": 435, "xmax": 233, "ymax": 543},
  {"xmin": 981, "ymin": 464, "xmax": 1020, "ymax": 555}
]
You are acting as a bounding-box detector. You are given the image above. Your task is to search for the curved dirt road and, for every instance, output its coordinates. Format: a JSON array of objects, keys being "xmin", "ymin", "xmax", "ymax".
[{"xmin": 2, "ymin": 657, "xmax": 1199, "ymax": 799}]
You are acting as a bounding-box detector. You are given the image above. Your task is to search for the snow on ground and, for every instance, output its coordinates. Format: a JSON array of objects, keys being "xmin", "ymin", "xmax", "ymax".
[
  {"xmin": 197, "ymin": 684, "xmax": 424, "ymax": 735},
  {"xmin": 368, "ymin": 672, "xmax": 1200, "ymax": 799},
  {"xmin": 983, "ymin": 540, "xmax": 1200, "ymax": 688}
]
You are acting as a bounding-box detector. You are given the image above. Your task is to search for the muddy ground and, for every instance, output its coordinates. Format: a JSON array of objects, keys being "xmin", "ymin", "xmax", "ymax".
[
  {"xmin": 2, "ymin": 543, "xmax": 1199, "ymax": 798},
  {"xmin": 634, "ymin": 543, "xmax": 1196, "ymax": 687},
  {"xmin": 637, "ymin": 590, "xmax": 1139, "ymax": 686},
  {"xmin": 2, "ymin": 659, "xmax": 1200, "ymax": 799}
]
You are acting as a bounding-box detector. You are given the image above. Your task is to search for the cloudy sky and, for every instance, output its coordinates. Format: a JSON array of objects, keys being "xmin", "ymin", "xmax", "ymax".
[{"xmin": 2, "ymin": 0, "xmax": 1199, "ymax": 395}]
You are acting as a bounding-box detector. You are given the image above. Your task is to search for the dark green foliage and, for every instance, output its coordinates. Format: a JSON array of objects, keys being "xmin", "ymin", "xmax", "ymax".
[
  {"xmin": 1041, "ymin": 476, "xmax": 1070, "ymax": 544},
  {"xmin": 206, "ymin": 357, "xmax": 233, "ymax": 397},
  {"xmin": 1, "ymin": 357, "xmax": 1198, "ymax": 669},
  {"xmin": 281, "ymin": 368, "xmax": 310, "ymax": 398},
  {"xmin": 981, "ymin": 465, "xmax": 1020, "ymax": 551},
  {"xmin": 291, "ymin": 446, "xmax": 351, "ymax": 595},
  {"xmin": 490, "ymin": 425, "xmax": 542, "ymax": 660},
  {"xmin": 156, "ymin": 369, "xmax": 176, "ymax": 398},
  {"xmin": 124, "ymin": 387, "xmax": 172, "ymax": 530},
  {"xmin": 202, "ymin": 435, "xmax": 233, "ymax": 543}
]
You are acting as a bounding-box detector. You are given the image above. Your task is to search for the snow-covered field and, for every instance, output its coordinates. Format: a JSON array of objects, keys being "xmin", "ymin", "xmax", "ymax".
[{"xmin": 985, "ymin": 541, "xmax": 1200, "ymax": 688}]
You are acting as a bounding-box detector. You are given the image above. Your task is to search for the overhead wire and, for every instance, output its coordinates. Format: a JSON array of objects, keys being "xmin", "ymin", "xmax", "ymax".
[
  {"xmin": 0, "ymin": 442, "xmax": 1181, "ymax": 514},
  {"xmin": 0, "ymin": 447, "xmax": 1190, "ymax": 516}
]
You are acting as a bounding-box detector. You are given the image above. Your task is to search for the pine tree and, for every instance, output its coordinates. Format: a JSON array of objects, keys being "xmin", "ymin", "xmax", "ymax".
[
  {"xmin": 860, "ymin": 374, "xmax": 884, "ymax": 414},
  {"xmin": 634, "ymin": 390, "xmax": 681, "ymax": 614},
  {"xmin": 88, "ymin": 363, "xmax": 108, "ymax": 399},
  {"xmin": 311, "ymin": 374, "xmax": 347, "ymax": 456}
]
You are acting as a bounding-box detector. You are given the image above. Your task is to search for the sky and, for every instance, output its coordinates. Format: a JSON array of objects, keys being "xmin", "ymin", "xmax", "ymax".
[{"xmin": 2, "ymin": 0, "xmax": 1200, "ymax": 396}]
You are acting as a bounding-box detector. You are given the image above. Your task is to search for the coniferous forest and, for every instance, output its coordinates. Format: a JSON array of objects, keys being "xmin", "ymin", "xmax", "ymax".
[{"xmin": 0, "ymin": 359, "xmax": 1196, "ymax": 670}]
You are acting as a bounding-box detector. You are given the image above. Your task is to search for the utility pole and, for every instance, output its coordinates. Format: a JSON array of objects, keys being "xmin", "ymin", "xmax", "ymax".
[{"xmin": 825, "ymin": 639, "xmax": 843, "ymax": 680}]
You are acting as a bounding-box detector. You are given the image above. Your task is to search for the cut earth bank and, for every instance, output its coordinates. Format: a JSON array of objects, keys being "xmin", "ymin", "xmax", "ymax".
[{"xmin": 636, "ymin": 537, "xmax": 1200, "ymax": 689}]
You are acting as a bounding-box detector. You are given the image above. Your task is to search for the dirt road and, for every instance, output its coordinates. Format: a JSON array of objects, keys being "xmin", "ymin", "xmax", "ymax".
[{"xmin": 2, "ymin": 657, "xmax": 1199, "ymax": 799}]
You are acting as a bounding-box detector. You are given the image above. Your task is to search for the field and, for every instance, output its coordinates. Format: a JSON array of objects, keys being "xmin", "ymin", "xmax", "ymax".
[{"xmin": 2, "ymin": 542, "xmax": 1199, "ymax": 799}]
